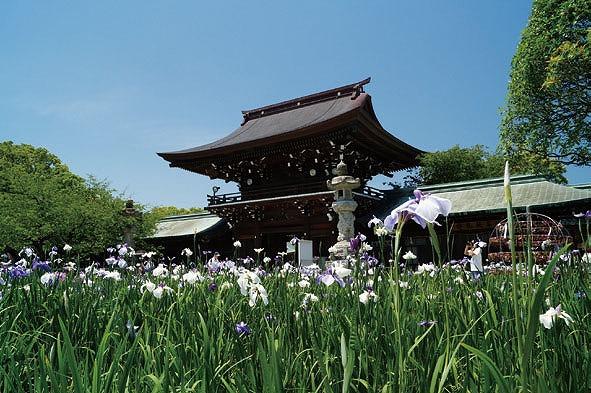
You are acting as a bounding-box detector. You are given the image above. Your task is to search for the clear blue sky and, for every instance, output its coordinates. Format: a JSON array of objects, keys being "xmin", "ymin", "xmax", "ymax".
[{"xmin": 1, "ymin": 1, "xmax": 587, "ymax": 208}]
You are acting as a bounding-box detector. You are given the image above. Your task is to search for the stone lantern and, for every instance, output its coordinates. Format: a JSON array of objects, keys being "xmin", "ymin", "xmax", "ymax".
[
  {"xmin": 122, "ymin": 199, "xmax": 138, "ymax": 248},
  {"xmin": 327, "ymin": 161, "xmax": 360, "ymax": 256}
]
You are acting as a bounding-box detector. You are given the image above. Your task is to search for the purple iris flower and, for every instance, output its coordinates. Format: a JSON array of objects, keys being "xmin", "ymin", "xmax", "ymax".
[
  {"xmin": 9, "ymin": 266, "xmax": 29, "ymax": 279},
  {"xmin": 361, "ymin": 253, "xmax": 379, "ymax": 267},
  {"xmin": 32, "ymin": 260, "xmax": 51, "ymax": 272},
  {"xmin": 118, "ymin": 244, "xmax": 128, "ymax": 256},
  {"xmin": 208, "ymin": 282, "xmax": 218, "ymax": 292},
  {"xmin": 349, "ymin": 233, "xmax": 366, "ymax": 253},
  {"xmin": 316, "ymin": 268, "xmax": 346, "ymax": 287},
  {"xmin": 349, "ymin": 237, "xmax": 361, "ymax": 253},
  {"xmin": 384, "ymin": 190, "xmax": 452, "ymax": 230},
  {"xmin": 255, "ymin": 267, "xmax": 267, "ymax": 277},
  {"xmin": 235, "ymin": 321, "xmax": 251, "ymax": 336},
  {"xmin": 49, "ymin": 247, "xmax": 58, "ymax": 258},
  {"xmin": 574, "ymin": 210, "xmax": 591, "ymax": 219}
]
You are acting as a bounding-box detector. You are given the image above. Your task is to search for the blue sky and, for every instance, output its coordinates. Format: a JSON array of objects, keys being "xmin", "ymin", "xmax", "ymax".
[{"xmin": 1, "ymin": 1, "xmax": 587, "ymax": 208}]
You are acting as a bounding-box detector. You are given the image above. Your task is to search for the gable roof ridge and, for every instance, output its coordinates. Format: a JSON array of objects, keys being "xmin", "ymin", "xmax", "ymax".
[
  {"xmin": 159, "ymin": 212, "xmax": 217, "ymax": 221},
  {"xmin": 240, "ymin": 77, "xmax": 371, "ymax": 124},
  {"xmin": 421, "ymin": 174, "xmax": 545, "ymax": 193}
]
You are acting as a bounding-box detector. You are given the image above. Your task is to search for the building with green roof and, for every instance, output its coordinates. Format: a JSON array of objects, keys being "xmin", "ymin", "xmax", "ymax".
[{"xmin": 379, "ymin": 175, "xmax": 591, "ymax": 262}]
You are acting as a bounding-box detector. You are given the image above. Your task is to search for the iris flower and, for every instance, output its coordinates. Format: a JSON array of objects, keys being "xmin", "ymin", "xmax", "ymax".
[
  {"xmin": 298, "ymin": 279, "xmax": 311, "ymax": 288},
  {"xmin": 152, "ymin": 264, "xmax": 168, "ymax": 277},
  {"xmin": 235, "ymin": 322, "xmax": 251, "ymax": 336},
  {"xmin": 359, "ymin": 289, "xmax": 378, "ymax": 304},
  {"xmin": 368, "ymin": 216, "xmax": 383, "ymax": 228},
  {"xmin": 20, "ymin": 247, "xmax": 35, "ymax": 258},
  {"xmin": 182, "ymin": 270, "xmax": 203, "ymax": 284},
  {"xmin": 152, "ymin": 283, "xmax": 173, "ymax": 299},
  {"xmin": 248, "ymin": 283, "xmax": 268, "ymax": 307},
  {"xmin": 402, "ymin": 251, "xmax": 417, "ymax": 260},
  {"xmin": 539, "ymin": 304, "xmax": 574, "ymax": 329},
  {"xmin": 103, "ymin": 271, "xmax": 122, "ymax": 281},
  {"xmin": 384, "ymin": 190, "xmax": 452, "ymax": 230},
  {"xmin": 301, "ymin": 293, "xmax": 319, "ymax": 308},
  {"xmin": 349, "ymin": 233, "xmax": 367, "ymax": 253},
  {"xmin": 118, "ymin": 245, "xmax": 128, "ymax": 256},
  {"xmin": 237, "ymin": 270, "xmax": 261, "ymax": 295},
  {"xmin": 32, "ymin": 260, "xmax": 51, "ymax": 272},
  {"xmin": 574, "ymin": 210, "xmax": 591, "ymax": 219},
  {"xmin": 40, "ymin": 272, "xmax": 58, "ymax": 286},
  {"xmin": 9, "ymin": 266, "xmax": 30, "ymax": 279},
  {"xmin": 317, "ymin": 265, "xmax": 351, "ymax": 287}
]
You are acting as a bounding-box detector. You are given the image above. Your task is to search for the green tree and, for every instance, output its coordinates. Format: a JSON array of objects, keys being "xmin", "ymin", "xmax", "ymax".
[
  {"xmin": 408, "ymin": 145, "xmax": 565, "ymax": 186},
  {"xmin": 146, "ymin": 205, "xmax": 204, "ymax": 223},
  {"xmin": 0, "ymin": 141, "xmax": 153, "ymax": 259},
  {"xmin": 409, "ymin": 145, "xmax": 503, "ymax": 185},
  {"xmin": 501, "ymin": 0, "xmax": 591, "ymax": 167}
]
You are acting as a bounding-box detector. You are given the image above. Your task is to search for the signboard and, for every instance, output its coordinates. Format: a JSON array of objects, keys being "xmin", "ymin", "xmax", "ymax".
[
  {"xmin": 284, "ymin": 240, "xmax": 314, "ymax": 266},
  {"xmin": 297, "ymin": 239, "xmax": 314, "ymax": 266}
]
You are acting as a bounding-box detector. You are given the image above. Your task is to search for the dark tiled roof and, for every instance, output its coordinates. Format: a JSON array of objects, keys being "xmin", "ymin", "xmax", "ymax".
[
  {"xmin": 162, "ymin": 93, "xmax": 367, "ymax": 158},
  {"xmin": 157, "ymin": 78, "xmax": 422, "ymax": 161}
]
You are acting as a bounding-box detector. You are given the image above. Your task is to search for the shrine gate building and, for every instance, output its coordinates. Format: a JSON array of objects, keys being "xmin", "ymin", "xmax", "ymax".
[{"xmin": 158, "ymin": 78, "xmax": 422, "ymax": 256}]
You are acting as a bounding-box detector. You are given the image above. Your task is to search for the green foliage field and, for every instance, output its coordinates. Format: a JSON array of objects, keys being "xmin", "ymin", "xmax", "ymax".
[{"xmin": 1, "ymin": 249, "xmax": 590, "ymax": 392}]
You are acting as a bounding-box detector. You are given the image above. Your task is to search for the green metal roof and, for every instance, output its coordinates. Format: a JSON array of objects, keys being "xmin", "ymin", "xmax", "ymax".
[
  {"xmin": 420, "ymin": 174, "xmax": 545, "ymax": 193},
  {"xmin": 572, "ymin": 183, "xmax": 591, "ymax": 190},
  {"xmin": 150, "ymin": 213, "xmax": 223, "ymax": 238},
  {"xmin": 426, "ymin": 176, "xmax": 591, "ymax": 215}
]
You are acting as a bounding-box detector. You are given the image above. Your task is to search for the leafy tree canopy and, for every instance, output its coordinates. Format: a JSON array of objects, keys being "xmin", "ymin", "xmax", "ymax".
[
  {"xmin": 406, "ymin": 144, "xmax": 566, "ymax": 186},
  {"xmin": 146, "ymin": 206, "xmax": 204, "ymax": 223},
  {"xmin": 0, "ymin": 141, "xmax": 154, "ymax": 259},
  {"xmin": 501, "ymin": 0, "xmax": 591, "ymax": 167},
  {"xmin": 407, "ymin": 145, "xmax": 503, "ymax": 186}
]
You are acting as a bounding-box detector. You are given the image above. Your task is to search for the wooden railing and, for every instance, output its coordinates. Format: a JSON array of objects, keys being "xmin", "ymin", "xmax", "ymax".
[
  {"xmin": 207, "ymin": 184, "xmax": 385, "ymax": 205},
  {"xmin": 359, "ymin": 185, "xmax": 384, "ymax": 199}
]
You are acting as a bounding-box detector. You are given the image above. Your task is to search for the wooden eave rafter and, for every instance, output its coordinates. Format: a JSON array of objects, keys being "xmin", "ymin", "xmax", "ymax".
[{"xmin": 169, "ymin": 113, "xmax": 421, "ymax": 180}]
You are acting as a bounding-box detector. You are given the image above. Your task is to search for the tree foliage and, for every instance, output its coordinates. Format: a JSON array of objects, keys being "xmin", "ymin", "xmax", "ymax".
[
  {"xmin": 408, "ymin": 145, "xmax": 565, "ymax": 186},
  {"xmin": 146, "ymin": 206, "xmax": 204, "ymax": 223},
  {"xmin": 408, "ymin": 145, "xmax": 504, "ymax": 186},
  {"xmin": 501, "ymin": 0, "xmax": 591, "ymax": 167},
  {"xmin": 0, "ymin": 141, "xmax": 154, "ymax": 258}
]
